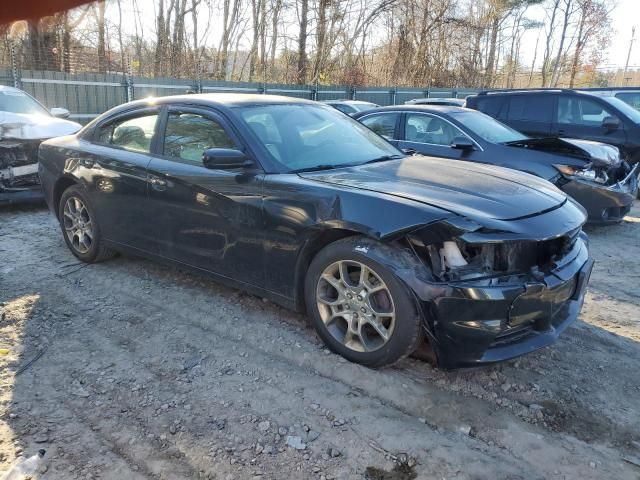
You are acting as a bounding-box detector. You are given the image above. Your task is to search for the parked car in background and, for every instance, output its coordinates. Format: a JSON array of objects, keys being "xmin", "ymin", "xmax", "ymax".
[
  {"xmin": 576, "ymin": 87, "xmax": 640, "ymax": 111},
  {"xmin": 1, "ymin": 85, "xmax": 81, "ymax": 203},
  {"xmin": 39, "ymin": 94, "xmax": 593, "ymax": 369},
  {"xmin": 465, "ymin": 89, "xmax": 640, "ymax": 168},
  {"xmin": 405, "ymin": 97, "xmax": 465, "ymax": 106},
  {"xmin": 354, "ymin": 105, "xmax": 638, "ymax": 224},
  {"xmin": 323, "ymin": 100, "xmax": 379, "ymax": 115}
]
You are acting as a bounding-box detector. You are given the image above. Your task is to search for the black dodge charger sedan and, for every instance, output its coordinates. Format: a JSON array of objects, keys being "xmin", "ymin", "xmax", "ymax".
[
  {"xmin": 39, "ymin": 94, "xmax": 593, "ymax": 369},
  {"xmin": 353, "ymin": 105, "xmax": 638, "ymax": 224}
]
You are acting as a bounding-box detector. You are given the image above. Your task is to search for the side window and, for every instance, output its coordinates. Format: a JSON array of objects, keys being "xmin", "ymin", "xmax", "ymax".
[
  {"xmin": 557, "ymin": 97, "xmax": 616, "ymax": 126},
  {"xmin": 615, "ymin": 92, "xmax": 640, "ymax": 111},
  {"xmin": 405, "ymin": 114, "xmax": 462, "ymax": 146},
  {"xmin": 97, "ymin": 113, "xmax": 159, "ymax": 153},
  {"xmin": 360, "ymin": 113, "xmax": 399, "ymax": 139},
  {"xmin": 163, "ymin": 112, "xmax": 235, "ymax": 163},
  {"xmin": 507, "ymin": 95, "xmax": 553, "ymax": 123}
]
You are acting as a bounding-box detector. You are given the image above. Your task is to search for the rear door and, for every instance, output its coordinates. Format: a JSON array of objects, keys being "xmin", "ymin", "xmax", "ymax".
[
  {"xmin": 358, "ymin": 112, "xmax": 401, "ymax": 147},
  {"xmin": 551, "ymin": 95, "xmax": 627, "ymax": 147},
  {"xmin": 503, "ymin": 94, "xmax": 553, "ymax": 137},
  {"xmin": 145, "ymin": 105, "xmax": 265, "ymax": 287},
  {"xmin": 88, "ymin": 107, "xmax": 161, "ymax": 250}
]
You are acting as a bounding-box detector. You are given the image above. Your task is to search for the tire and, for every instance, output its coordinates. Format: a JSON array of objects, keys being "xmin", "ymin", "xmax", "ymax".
[
  {"xmin": 304, "ymin": 236, "xmax": 423, "ymax": 368},
  {"xmin": 58, "ymin": 185, "xmax": 116, "ymax": 263}
]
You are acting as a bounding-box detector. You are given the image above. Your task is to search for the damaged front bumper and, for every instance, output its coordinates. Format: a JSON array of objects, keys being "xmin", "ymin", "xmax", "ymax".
[
  {"xmin": 0, "ymin": 140, "xmax": 43, "ymax": 204},
  {"xmin": 423, "ymin": 234, "xmax": 592, "ymax": 368},
  {"xmin": 560, "ymin": 163, "xmax": 639, "ymax": 224}
]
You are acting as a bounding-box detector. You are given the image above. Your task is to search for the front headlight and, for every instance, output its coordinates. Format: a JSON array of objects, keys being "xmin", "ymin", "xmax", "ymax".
[{"xmin": 554, "ymin": 164, "xmax": 608, "ymax": 184}]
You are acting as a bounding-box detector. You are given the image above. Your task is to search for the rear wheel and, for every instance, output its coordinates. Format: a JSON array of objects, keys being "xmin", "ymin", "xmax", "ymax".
[
  {"xmin": 58, "ymin": 185, "xmax": 116, "ymax": 263},
  {"xmin": 305, "ymin": 237, "xmax": 423, "ymax": 367}
]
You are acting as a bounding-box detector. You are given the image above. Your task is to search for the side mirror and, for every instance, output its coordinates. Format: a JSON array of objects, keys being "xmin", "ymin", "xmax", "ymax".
[
  {"xmin": 202, "ymin": 148, "xmax": 253, "ymax": 170},
  {"xmin": 402, "ymin": 148, "xmax": 417, "ymax": 155},
  {"xmin": 602, "ymin": 116, "xmax": 620, "ymax": 130},
  {"xmin": 50, "ymin": 107, "xmax": 71, "ymax": 119},
  {"xmin": 450, "ymin": 136, "xmax": 475, "ymax": 150}
]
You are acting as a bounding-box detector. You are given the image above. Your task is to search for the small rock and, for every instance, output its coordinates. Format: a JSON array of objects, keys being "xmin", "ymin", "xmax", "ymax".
[
  {"xmin": 278, "ymin": 427, "xmax": 288, "ymax": 436},
  {"xmin": 328, "ymin": 447, "xmax": 341, "ymax": 458},
  {"xmin": 501, "ymin": 383, "xmax": 511, "ymax": 392},
  {"xmin": 34, "ymin": 433, "xmax": 49, "ymax": 443},
  {"xmin": 589, "ymin": 461, "xmax": 596, "ymax": 469},
  {"xmin": 286, "ymin": 436, "xmax": 306, "ymax": 450},
  {"xmin": 258, "ymin": 421, "xmax": 270, "ymax": 432},
  {"xmin": 457, "ymin": 425, "xmax": 472, "ymax": 436}
]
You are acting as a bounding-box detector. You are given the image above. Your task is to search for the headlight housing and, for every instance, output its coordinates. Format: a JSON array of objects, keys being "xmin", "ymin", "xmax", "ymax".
[{"xmin": 554, "ymin": 164, "xmax": 608, "ymax": 184}]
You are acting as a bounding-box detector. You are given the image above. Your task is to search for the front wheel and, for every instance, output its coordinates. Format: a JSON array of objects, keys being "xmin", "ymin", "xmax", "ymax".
[
  {"xmin": 305, "ymin": 237, "xmax": 423, "ymax": 367},
  {"xmin": 58, "ymin": 185, "xmax": 116, "ymax": 263}
]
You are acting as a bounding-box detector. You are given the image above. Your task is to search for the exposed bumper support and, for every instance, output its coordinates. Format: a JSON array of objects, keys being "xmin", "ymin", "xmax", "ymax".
[{"xmin": 422, "ymin": 237, "xmax": 592, "ymax": 369}]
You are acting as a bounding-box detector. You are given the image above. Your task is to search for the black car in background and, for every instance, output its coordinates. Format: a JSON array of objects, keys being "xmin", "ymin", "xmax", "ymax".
[
  {"xmin": 323, "ymin": 100, "xmax": 380, "ymax": 115},
  {"xmin": 465, "ymin": 89, "xmax": 640, "ymax": 166},
  {"xmin": 353, "ymin": 105, "xmax": 638, "ymax": 224},
  {"xmin": 39, "ymin": 94, "xmax": 592, "ymax": 369}
]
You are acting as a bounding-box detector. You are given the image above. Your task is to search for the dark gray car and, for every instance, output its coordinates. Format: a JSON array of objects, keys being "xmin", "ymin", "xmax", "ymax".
[{"xmin": 354, "ymin": 105, "xmax": 638, "ymax": 224}]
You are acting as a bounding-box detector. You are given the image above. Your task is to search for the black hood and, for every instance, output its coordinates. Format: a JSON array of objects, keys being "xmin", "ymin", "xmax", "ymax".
[{"xmin": 299, "ymin": 156, "xmax": 567, "ymax": 222}]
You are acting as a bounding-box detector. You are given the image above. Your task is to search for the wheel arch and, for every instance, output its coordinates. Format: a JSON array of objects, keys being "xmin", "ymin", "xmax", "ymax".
[
  {"xmin": 53, "ymin": 176, "xmax": 81, "ymax": 219},
  {"xmin": 293, "ymin": 227, "xmax": 367, "ymax": 312}
]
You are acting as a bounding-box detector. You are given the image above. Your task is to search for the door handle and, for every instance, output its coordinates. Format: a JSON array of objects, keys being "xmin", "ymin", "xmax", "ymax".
[
  {"xmin": 557, "ymin": 129, "xmax": 566, "ymax": 135},
  {"xmin": 149, "ymin": 175, "xmax": 167, "ymax": 190}
]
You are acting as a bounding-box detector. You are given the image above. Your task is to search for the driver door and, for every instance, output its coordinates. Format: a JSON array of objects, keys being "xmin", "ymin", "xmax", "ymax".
[{"xmin": 146, "ymin": 105, "xmax": 265, "ymax": 288}]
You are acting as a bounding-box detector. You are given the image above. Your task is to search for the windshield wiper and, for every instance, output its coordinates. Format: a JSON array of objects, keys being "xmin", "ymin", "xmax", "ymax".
[
  {"xmin": 291, "ymin": 164, "xmax": 344, "ymax": 173},
  {"xmin": 361, "ymin": 154, "xmax": 404, "ymax": 165}
]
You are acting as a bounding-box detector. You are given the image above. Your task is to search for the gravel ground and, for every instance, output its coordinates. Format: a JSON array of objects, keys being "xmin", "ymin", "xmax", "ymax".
[{"xmin": 1, "ymin": 202, "xmax": 639, "ymax": 480}]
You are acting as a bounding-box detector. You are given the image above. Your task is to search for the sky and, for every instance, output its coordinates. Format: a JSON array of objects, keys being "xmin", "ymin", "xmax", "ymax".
[{"xmin": 519, "ymin": 0, "xmax": 638, "ymax": 71}]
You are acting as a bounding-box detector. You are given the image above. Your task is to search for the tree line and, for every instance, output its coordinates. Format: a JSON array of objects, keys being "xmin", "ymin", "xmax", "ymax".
[{"xmin": 0, "ymin": 0, "xmax": 618, "ymax": 88}]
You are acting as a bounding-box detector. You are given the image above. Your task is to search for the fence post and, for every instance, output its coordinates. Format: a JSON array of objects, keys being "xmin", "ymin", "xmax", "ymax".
[
  {"xmin": 350, "ymin": 86, "xmax": 356, "ymax": 100},
  {"xmin": 124, "ymin": 56, "xmax": 133, "ymax": 102},
  {"xmin": 390, "ymin": 87, "xmax": 397, "ymax": 105},
  {"xmin": 9, "ymin": 40, "xmax": 20, "ymax": 89}
]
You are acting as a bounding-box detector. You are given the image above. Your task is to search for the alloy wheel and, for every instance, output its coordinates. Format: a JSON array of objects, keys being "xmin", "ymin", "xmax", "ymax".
[
  {"xmin": 63, "ymin": 196, "xmax": 94, "ymax": 254},
  {"xmin": 316, "ymin": 260, "xmax": 396, "ymax": 352}
]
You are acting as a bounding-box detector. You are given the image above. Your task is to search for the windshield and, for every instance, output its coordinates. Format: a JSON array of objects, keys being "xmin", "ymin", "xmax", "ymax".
[
  {"xmin": 600, "ymin": 96, "xmax": 640, "ymax": 123},
  {"xmin": 238, "ymin": 104, "xmax": 402, "ymax": 171},
  {"xmin": 0, "ymin": 89, "xmax": 50, "ymax": 116},
  {"xmin": 449, "ymin": 110, "xmax": 528, "ymax": 143}
]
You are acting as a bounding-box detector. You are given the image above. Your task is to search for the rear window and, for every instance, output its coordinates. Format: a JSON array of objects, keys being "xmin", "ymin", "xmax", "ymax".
[{"xmin": 507, "ymin": 95, "xmax": 553, "ymax": 123}]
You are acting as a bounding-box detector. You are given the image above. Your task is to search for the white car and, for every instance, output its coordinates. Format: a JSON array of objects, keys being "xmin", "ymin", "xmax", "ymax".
[{"xmin": 1, "ymin": 85, "xmax": 81, "ymax": 203}]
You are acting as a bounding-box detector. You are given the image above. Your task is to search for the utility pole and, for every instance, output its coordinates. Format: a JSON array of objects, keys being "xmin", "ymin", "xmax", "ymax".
[{"xmin": 622, "ymin": 26, "xmax": 636, "ymax": 86}]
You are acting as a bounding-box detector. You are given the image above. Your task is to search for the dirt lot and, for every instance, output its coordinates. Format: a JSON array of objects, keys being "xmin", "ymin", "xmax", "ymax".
[{"xmin": 1, "ymin": 202, "xmax": 639, "ymax": 480}]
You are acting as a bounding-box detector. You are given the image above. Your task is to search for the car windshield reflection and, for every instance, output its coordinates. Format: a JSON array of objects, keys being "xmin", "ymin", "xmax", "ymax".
[{"xmin": 238, "ymin": 104, "xmax": 402, "ymax": 172}]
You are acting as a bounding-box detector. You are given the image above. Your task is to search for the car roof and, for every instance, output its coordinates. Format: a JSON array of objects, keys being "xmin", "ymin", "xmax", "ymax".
[
  {"xmin": 98, "ymin": 93, "xmax": 319, "ymax": 118},
  {"xmin": 0, "ymin": 85, "xmax": 24, "ymax": 94},
  {"xmin": 324, "ymin": 99, "xmax": 376, "ymax": 105},
  {"xmin": 470, "ymin": 89, "xmax": 604, "ymax": 98},
  {"xmin": 354, "ymin": 104, "xmax": 469, "ymax": 115}
]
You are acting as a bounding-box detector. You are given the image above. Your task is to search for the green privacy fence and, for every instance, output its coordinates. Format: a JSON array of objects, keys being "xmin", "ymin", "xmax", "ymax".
[{"xmin": 0, "ymin": 68, "xmax": 479, "ymax": 123}]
